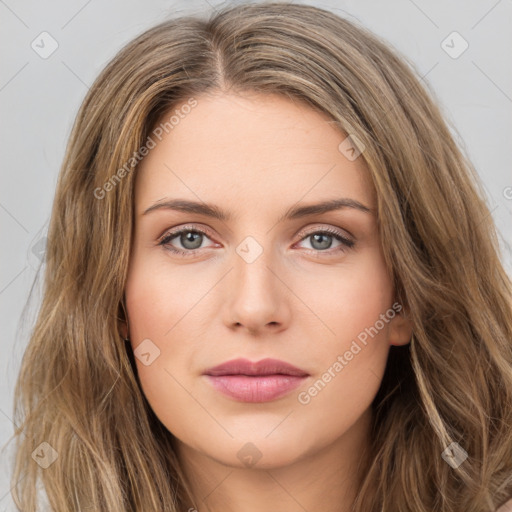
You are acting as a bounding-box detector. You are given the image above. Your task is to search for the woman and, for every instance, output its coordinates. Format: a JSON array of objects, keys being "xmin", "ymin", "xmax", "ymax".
[{"xmin": 10, "ymin": 2, "xmax": 512, "ymax": 511}]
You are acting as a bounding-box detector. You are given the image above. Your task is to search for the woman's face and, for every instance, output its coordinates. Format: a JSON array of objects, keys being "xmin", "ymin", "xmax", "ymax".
[{"xmin": 124, "ymin": 92, "xmax": 412, "ymax": 469}]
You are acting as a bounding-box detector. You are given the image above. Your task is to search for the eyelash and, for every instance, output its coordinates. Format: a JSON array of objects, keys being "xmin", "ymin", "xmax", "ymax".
[{"xmin": 157, "ymin": 224, "xmax": 355, "ymax": 258}]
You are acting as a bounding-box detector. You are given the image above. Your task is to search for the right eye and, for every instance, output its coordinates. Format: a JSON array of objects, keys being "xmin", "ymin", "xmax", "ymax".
[{"xmin": 158, "ymin": 225, "xmax": 218, "ymax": 256}]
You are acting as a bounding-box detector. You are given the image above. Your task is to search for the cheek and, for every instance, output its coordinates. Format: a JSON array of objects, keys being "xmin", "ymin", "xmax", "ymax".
[
  {"xmin": 124, "ymin": 256, "xmax": 216, "ymax": 440},
  {"xmin": 289, "ymin": 286, "xmax": 393, "ymax": 457},
  {"xmin": 292, "ymin": 248, "xmax": 393, "ymax": 417},
  {"xmin": 295, "ymin": 247, "xmax": 393, "ymax": 349},
  {"xmin": 125, "ymin": 254, "xmax": 206, "ymax": 341}
]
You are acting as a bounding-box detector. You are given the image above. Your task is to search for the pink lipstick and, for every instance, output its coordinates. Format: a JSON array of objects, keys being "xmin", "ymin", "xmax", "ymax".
[{"xmin": 203, "ymin": 358, "xmax": 309, "ymax": 402}]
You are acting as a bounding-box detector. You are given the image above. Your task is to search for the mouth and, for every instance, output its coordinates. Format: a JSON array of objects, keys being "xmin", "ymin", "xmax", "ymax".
[{"xmin": 203, "ymin": 358, "xmax": 309, "ymax": 403}]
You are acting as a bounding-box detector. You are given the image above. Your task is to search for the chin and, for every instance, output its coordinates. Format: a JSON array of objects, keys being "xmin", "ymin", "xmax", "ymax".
[{"xmin": 195, "ymin": 432, "xmax": 316, "ymax": 470}]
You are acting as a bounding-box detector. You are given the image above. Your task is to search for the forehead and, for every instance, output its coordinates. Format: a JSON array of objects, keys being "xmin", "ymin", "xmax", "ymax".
[{"xmin": 134, "ymin": 92, "xmax": 375, "ymax": 213}]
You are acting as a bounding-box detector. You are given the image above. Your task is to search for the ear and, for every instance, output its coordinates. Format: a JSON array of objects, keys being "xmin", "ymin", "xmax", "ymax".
[
  {"xmin": 118, "ymin": 319, "xmax": 128, "ymax": 340},
  {"xmin": 117, "ymin": 297, "xmax": 129, "ymax": 340},
  {"xmin": 388, "ymin": 306, "xmax": 413, "ymax": 347}
]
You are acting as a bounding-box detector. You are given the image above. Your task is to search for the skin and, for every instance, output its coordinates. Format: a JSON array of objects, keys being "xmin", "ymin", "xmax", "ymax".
[{"xmin": 123, "ymin": 91, "xmax": 413, "ymax": 512}]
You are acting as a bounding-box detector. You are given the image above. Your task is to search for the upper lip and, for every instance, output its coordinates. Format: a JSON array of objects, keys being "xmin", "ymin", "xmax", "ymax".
[{"xmin": 204, "ymin": 358, "xmax": 309, "ymax": 377}]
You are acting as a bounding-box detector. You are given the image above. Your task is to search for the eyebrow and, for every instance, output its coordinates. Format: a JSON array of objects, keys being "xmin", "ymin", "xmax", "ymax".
[{"xmin": 142, "ymin": 197, "xmax": 372, "ymax": 221}]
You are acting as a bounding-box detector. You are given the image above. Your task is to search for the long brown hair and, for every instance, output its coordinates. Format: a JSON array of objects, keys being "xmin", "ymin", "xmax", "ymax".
[{"xmin": 10, "ymin": 2, "xmax": 512, "ymax": 510}]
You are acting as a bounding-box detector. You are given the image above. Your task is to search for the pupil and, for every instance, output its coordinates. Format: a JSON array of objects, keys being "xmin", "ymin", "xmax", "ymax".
[
  {"xmin": 182, "ymin": 231, "xmax": 202, "ymax": 250},
  {"xmin": 311, "ymin": 233, "xmax": 332, "ymax": 250}
]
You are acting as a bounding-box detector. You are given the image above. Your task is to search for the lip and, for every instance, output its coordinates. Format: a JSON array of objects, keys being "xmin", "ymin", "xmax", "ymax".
[{"xmin": 203, "ymin": 358, "xmax": 309, "ymax": 403}]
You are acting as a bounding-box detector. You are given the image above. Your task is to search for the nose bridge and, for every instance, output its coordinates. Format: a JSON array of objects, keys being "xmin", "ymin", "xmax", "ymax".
[
  {"xmin": 224, "ymin": 233, "xmax": 289, "ymax": 332},
  {"xmin": 233, "ymin": 234, "xmax": 279, "ymax": 305}
]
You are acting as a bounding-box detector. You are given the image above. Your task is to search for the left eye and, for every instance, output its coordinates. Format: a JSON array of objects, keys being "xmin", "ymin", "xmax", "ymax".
[{"xmin": 296, "ymin": 230, "xmax": 354, "ymax": 252}]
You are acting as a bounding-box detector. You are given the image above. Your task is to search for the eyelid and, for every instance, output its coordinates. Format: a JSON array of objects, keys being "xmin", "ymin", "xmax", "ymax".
[
  {"xmin": 158, "ymin": 223, "xmax": 210, "ymax": 238},
  {"xmin": 157, "ymin": 224, "xmax": 216, "ymax": 246},
  {"xmin": 297, "ymin": 224, "xmax": 353, "ymax": 241}
]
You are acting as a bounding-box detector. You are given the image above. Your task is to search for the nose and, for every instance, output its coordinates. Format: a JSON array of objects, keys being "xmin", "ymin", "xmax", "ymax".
[{"xmin": 223, "ymin": 241, "xmax": 291, "ymax": 336}]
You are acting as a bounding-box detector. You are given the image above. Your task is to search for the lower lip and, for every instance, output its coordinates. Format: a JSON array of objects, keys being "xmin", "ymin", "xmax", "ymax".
[{"xmin": 205, "ymin": 375, "xmax": 307, "ymax": 402}]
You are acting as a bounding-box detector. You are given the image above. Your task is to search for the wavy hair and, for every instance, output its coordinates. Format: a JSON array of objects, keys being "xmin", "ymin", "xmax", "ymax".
[{"xmin": 9, "ymin": 2, "xmax": 512, "ymax": 511}]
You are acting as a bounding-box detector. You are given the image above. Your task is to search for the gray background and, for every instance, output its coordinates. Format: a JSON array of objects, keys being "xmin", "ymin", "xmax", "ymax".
[{"xmin": 1, "ymin": 0, "xmax": 511, "ymax": 508}]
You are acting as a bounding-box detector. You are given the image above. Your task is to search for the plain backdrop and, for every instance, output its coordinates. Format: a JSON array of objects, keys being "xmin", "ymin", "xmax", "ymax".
[{"xmin": 1, "ymin": 0, "xmax": 511, "ymax": 508}]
